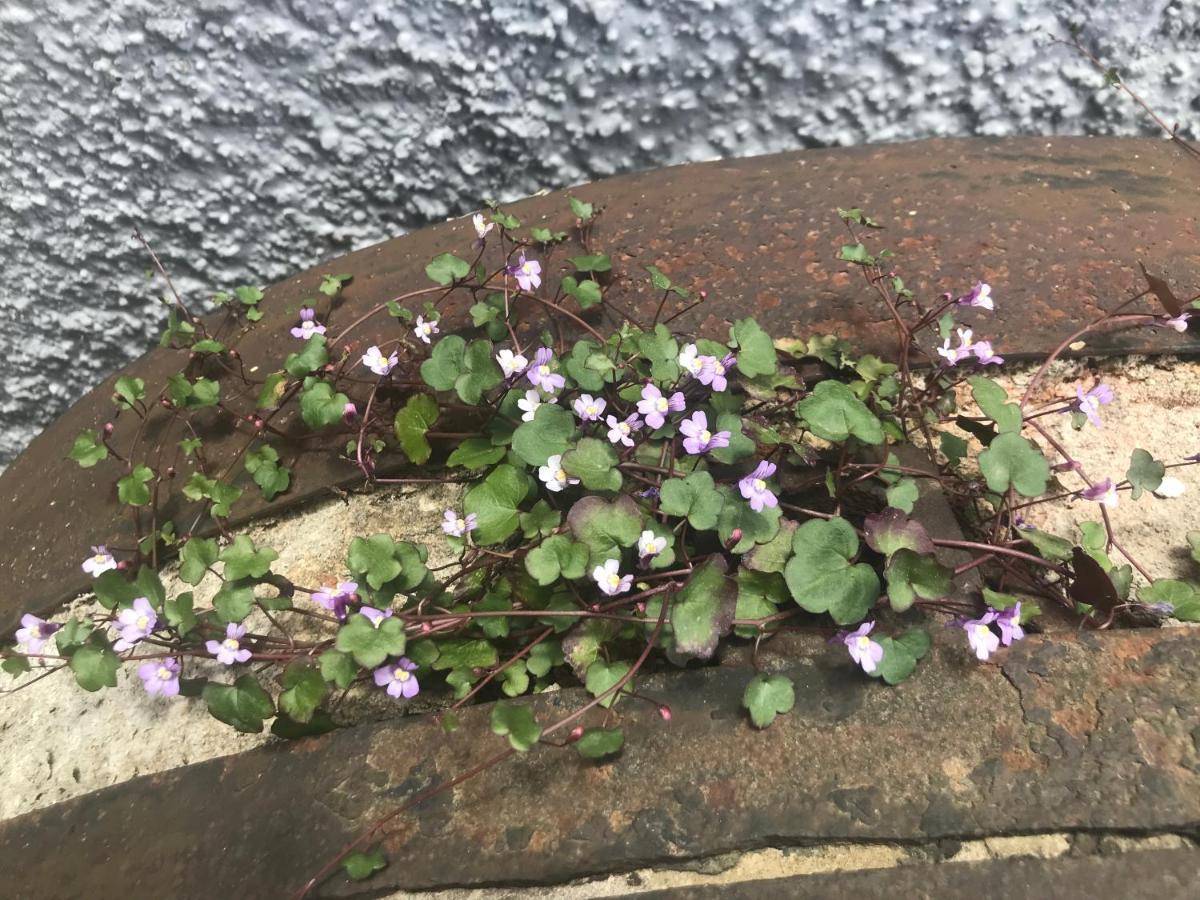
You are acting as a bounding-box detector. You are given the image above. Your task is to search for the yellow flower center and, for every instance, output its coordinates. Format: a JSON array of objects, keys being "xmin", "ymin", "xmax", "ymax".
[
  {"xmin": 136, "ymin": 615, "xmax": 150, "ymax": 630},
  {"xmin": 538, "ymin": 365, "xmax": 550, "ymax": 377},
  {"xmin": 655, "ymin": 397, "xmax": 668, "ymax": 412},
  {"xmin": 753, "ymin": 478, "xmax": 766, "ymax": 491},
  {"xmin": 607, "ymin": 573, "xmax": 621, "ymax": 588},
  {"xmin": 222, "ymin": 638, "xmax": 239, "ymax": 651},
  {"xmin": 974, "ymin": 624, "xmax": 990, "ymax": 639},
  {"xmin": 586, "ymin": 404, "xmax": 598, "ymax": 415},
  {"xmin": 395, "ymin": 668, "xmax": 410, "ymax": 681},
  {"xmin": 856, "ymin": 635, "xmax": 871, "ymax": 650},
  {"xmin": 555, "ymin": 469, "xmax": 567, "ymax": 483},
  {"xmin": 456, "ymin": 518, "xmax": 467, "ymax": 532},
  {"xmin": 619, "ymin": 423, "xmax": 630, "ymax": 434},
  {"xmin": 700, "ymin": 430, "xmax": 712, "ymax": 443},
  {"xmin": 715, "ymin": 361, "xmax": 726, "ymax": 375},
  {"xmin": 93, "ymin": 554, "xmax": 107, "ymax": 564},
  {"xmin": 522, "ymin": 262, "xmax": 535, "ymax": 275},
  {"xmin": 157, "ymin": 666, "xmax": 173, "ymax": 680}
]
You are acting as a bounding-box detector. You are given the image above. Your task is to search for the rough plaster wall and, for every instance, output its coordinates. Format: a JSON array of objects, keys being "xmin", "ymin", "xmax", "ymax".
[{"xmin": 1, "ymin": 0, "xmax": 1198, "ymax": 463}]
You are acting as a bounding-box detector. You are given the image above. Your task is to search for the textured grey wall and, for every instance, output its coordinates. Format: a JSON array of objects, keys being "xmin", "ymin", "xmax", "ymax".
[{"xmin": 2, "ymin": 0, "xmax": 1198, "ymax": 463}]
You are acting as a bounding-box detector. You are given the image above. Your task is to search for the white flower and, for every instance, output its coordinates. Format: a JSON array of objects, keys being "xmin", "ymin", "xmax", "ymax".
[
  {"xmin": 517, "ymin": 389, "xmax": 544, "ymax": 422},
  {"xmin": 538, "ymin": 454, "xmax": 579, "ymax": 492},
  {"xmin": 413, "ymin": 316, "xmax": 439, "ymax": 344},
  {"xmin": 362, "ymin": 345, "xmax": 398, "ymax": 376},
  {"xmin": 472, "ymin": 212, "xmax": 494, "ymax": 241},
  {"xmin": 638, "ymin": 530, "xmax": 667, "ymax": 558},
  {"xmin": 1153, "ymin": 476, "xmax": 1186, "ymax": 499},
  {"xmin": 592, "ymin": 558, "xmax": 632, "ymax": 596},
  {"xmin": 81, "ymin": 545, "xmax": 117, "ymax": 577},
  {"xmin": 678, "ymin": 343, "xmax": 704, "ymax": 376},
  {"xmin": 497, "ymin": 349, "xmax": 528, "ymax": 378}
]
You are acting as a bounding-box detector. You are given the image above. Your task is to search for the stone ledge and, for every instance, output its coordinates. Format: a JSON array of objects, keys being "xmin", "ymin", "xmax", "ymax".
[{"xmin": 1, "ymin": 628, "xmax": 1196, "ymax": 898}]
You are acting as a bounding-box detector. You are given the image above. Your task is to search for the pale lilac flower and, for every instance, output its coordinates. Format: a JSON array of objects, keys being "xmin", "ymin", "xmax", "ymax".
[
  {"xmin": 496, "ymin": 349, "xmax": 528, "ymax": 378},
  {"xmin": 413, "ymin": 316, "xmax": 439, "ymax": 345},
  {"xmin": 114, "ymin": 597, "xmax": 157, "ymax": 652},
  {"xmin": 678, "ymin": 343, "xmax": 704, "ymax": 377},
  {"xmin": 360, "ymin": 606, "xmax": 393, "ymax": 628},
  {"xmin": 842, "ymin": 622, "xmax": 884, "ymax": 674},
  {"xmin": 509, "ymin": 254, "xmax": 542, "ymax": 292},
  {"xmin": 290, "ymin": 308, "xmax": 326, "ymax": 340},
  {"xmin": 1073, "ymin": 383, "xmax": 1114, "ymax": 428},
  {"xmin": 15, "ymin": 614, "xmax": 60, "ymax": 654},
  {"xmin": 957, "ymin": 282, "xmax": 994, "ymax": 311},
  {"xmin": 994, "ymin": 603, "xmax": 1025, "ymax": 647},
  {"xmin": 442, "ymin": 510, "xmax": 478, "ymax": 537},
  {"xmin": 1080, "ymin": 478, "xmax": 1118, "ymax": 509},
  {"xmin": 472, "ymin": 213, "xmax": 494, "ymax": 243},
  {"xmin": 138, "ymin": 657, "xmax": 181, "ymax": 696},
  {"xmin": 697, "ymin": 354, "xmax": 735, "ymax": 392},
  {"xmin": 362, "ymin": 345, "xmax": 398, "ymax": 376},
  {"xmin": 527, "ymin": 347, "xmax": 565, "ymax": 394},
  {"xmin": 636, "ymin": 384, "xmax": 685, "ymax": 429},
  {"xmin": 637, "ymin": 530, "xmax": 668, "ymax": 560},
  {"xmin": 937, "ymin": 327, "xmax": 974, "ymax": 366},
  {"xmin": 971, "ymin": 341, "xmax": 1004, "ymax": 366},
  {"xmin": 206, "ymin": 623, "xmax": 252, "ymax": 665},
  {"xmin": 1162, "ymin": 313, "xmax": 1190, "ymax": 332},
  {"xmin": 738, "ymin": 460, "xmax": 779, "ymax": 512},
  {"xmin": 374, "ymin": 657, "xmax": 420, "ymax": 699},
  {"xmin": 538, "ymin": 454, "xmax": 579, "ymax": 492},
  {"xmin": 81, "ymin": 545, "xmax": 117, "ymax": 577},
  {"xmin": 573, "ymin": 394, "xmax": 607, "ymax": 422},
  {"xmin": 606, "ymin": 413, "xmax": 642, "ymax": 447},
  {"xmin": 313, "ymin": 581, "xmax": 358, "ymax": 619},
  {"xmin": 592, "ymin": 558, "xmax": 633, "ymax": 596},
  {"xmin": 679, "ymin": 411, "xmax": 730, "ymax": 456},
  {"xmin": 517, "ymin": 389, "xmax": 544, "ymax": 422},
  {"xmin": 963, "ymin": 612, "xmax": 1000, "ymax": 661}
]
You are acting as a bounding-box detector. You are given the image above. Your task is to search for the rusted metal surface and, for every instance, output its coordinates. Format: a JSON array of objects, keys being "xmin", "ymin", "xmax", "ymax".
[
  {"xmin": 1, "ymin": 629, "xmax": 1197, "ymax": 898},
  {"xmin": 2, "ymin": 136, "xmax": 1198, "ymax": 628}
]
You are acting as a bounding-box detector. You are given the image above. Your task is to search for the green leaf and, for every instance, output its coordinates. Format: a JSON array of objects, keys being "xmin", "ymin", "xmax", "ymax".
[
  {"xmin": 3, "ymin": 655, "xmax": 31, "ymax": 677},
  {"xmin": 512, "ymin": 403, "xmax": 577, "ymax": 467},
  {"xmin": 940, "ymin": 431, "xmax": 969, "ymax": 467},
  {"xmin": 839, "ymin": 242, "xmax": 875, "ymax": 265},
  {"xmin": 256, "ymin": 372, "xmax": 287, "ymax": 410},
  {"xmin": 796, "ymin": 380, "xmax": 884, "ymax": 444},
  {"xmin": 885, "ymin": 549, "xmax": 952, "ymax": 612},
  {"xmin": 863, "ymin": 508, "xmax": 934, "ymax": 558},
  {"xmin": 179, "ymin": 537, "xmax": 219, "ymax": 586},
  {"xmin": 585, "ymin": 659, "xmax": 632, "ymax": 709},
  {"xmin": 68, "ymin": 430, "xmax": 108, "ymax": 468},
  {"xmin": 213, "ymin": 579, "xmax": 256, "ymax": 624},
  {"xmin": 570, "ymin": 253, "xmax": 611, "ymax": 273},
  {"xmin": 284, "ymin": 334, "xmax": 329, "ymax": 377},
  {"xmin": 969, "ymin": 377, "xmax": 1021, "ymax": 433},
  {"xmin": 734, "ymin": 568, "xmax": 785, "ymax": 637},
  {"xmin": 1126, "ymin": 448, "xmax": 1164, "ymax": 500},
  {"xmin": 431, "ymin": 639, "xmax": 498, "ymax": 671},
  {"xmin": 706, "ymin": 413, "xmax": 755, "ymax": 465},
  {"xmin": 520, "ymin": 500, "xmax": 561, "ymax": 539},
  {"xmin": 463, "ymin": 464, "xmax": 530, "ymax": 545},
  {"xmin": 244, "ymin": 445, "xmax": 290, "ymax": 501},
  {"xmin": 220, "ymin": 535, "xmax": 278, "ymax": 581},
  {"xmin": 55, "ymin": 618, "xmax": 93, "ymax": 653},
  {"xmin": 203, "ymin": 674, "xmax": 274, "ymax": 733},
  {"xmin": 717, "ymin": 488, "xmax": 781, "ymax": 553},
  {"xmin": 117, "ymin": 464, "xmax": 154, "ymax": 506},
  {"xmin": 278, "ymin": 663, "xmax": 328, "ymax": 724},
  {"xmin": 566, "ymin": 495, "xmax": 644, "ymax": 564},
  {"xmin": 335, "ymin": 613, "xmax": 407, "ymax": 668},
  {"xmin": 272, "ymin": 710, "xmax": 338, "ymax": 740},
  {"xmin": 319, "ymin": 649, "xmax": 358, "ymax": 689},
  {"xmin": 320, "ymin": 273, "xmax": 352, "ymax": 297},
  {"xmin": 393, "ymin": 394, "xmax": 440, "ymax": 465},
  {"xmin": 562, "ymin": 276, "xmax": 603, "ymax": 309},
  {"xmin": 658, "ymin": 470, "xmax": 725, "ymax": 531},
  {"xmin": 300, "ymin": 380, "xmax": 351, "ymax": 429},
  {"xmin": 729, "ymin": 318, "xmax": 778, "ymax": 378},
  {"xmin": 446, "ymin": 437, "xmax": 506, "ymax": 470},
  {"xmin": 743, "ymin": 673, "xmax": 795, "ymax": 728},
  {"xmin": 69, "ymin": 644, "xmax": 121, "ymax": 692},
  {"xmin": 576, "ymin": 727, "xmax": 625, "ymax": 760},
  {"xmin": 562, "ymin": 438, "xmax": 622, "ymax": 492},
  {"xmin": 113, "ymin": 375, "xmax": 145, "ymax": 409},
  {"xmin": 164, "ymin": 592, "xmax": 197, "ymax": 636},
  {"xmin": 979, "ymin": 432, "xmax": 1050, "ymax": 497},
  {"xmin": 182, "ymin": 474, "xmax": 243, "ymax": 518},
  {"xmin": 568, "ymin": 195, "xmax": 594, "ymax": 221},
  {"xmin": 524, "ymin": 534, "xmax": 589, "ymax": 585},
  {"xmin": 784, "ymin": 517, "xmax": 880, "ymax": 624},
  {"xmin": 347, "ymin": 533, "xmax": 403, "ymax": 590},
  {"xmin": 1020, "ymin": 527, "xmax": 1075, "ymax": 562},
  {"xmin": 885, "ymin": 478, "xmax": 919, "ymax": 514},
  {"xmin": 670, "ymin": 559, "xmax": 737, "ymax": 659},
  {"xmin": 1138, "ymin": 579, "xmax": 1200, "ymax": 620},
  {"xmin": 343, "ymin": 850, "xmax": 387, "ymax": 882},
  {"xmin": 872, "ymin": 629, "xmax": 931, "ymax": 685},
  {"xmin": 490, "ymin": 702, "xmax": 542, "ymax": 751},
  {"xmin": 420, "ymin": 336, "xmax": 502, "ymax": 404},
  {"xmin": 234, "ymin": 285, "xmax": 263, "ymax": 306},
  {"xmin": 426, "ymin": 252, "xmax": 471, "ymax": 285}
]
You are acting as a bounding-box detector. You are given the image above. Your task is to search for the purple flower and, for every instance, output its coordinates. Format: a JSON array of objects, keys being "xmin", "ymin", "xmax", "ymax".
[
  {"xmin": 971, "ymin": 341, "xmax": 1004, "ymax": 366},
  {"xmin": 114, "ymin": 597, "xmax": 157, "ymax": 652},
  {"xmin": 738, "ymin": 460, "xmax": 779, "ymax": 512},
  {"xmin": 963, "ymin": 612, "xmax": 1000, "ymax": 661},
  {"xmin": 573, "ymin": 394, "xmax": 607, "ymax": 422},
  {"xmin": 362, "ymin": 345, "xmax": 398, "ymax": 376},
  {"xmin": 81, "ymin": 545, "xmax": 117, "ymax": 577},
  {"xmin": 442, "ymin": 509, "xmax": 478, "ymax": 537},
  {"xmin": 472, "ymin": 213, "xmax": 494, "ymax": 243},
  {"xmin": 496, "ymin": 349, "xmax": 528, "ymax": 378},
  {"xmin": 1073, "ymin": 383, "xmax": 1114, "ymax": 428},
  {"xmin": 1080, "ymin": 478, "xmax": 1118, "ymax": 509},
  {"xmin": 606, "ymin": 413, "xmax": 642, "ymax": 447},
  {"xmin": 527, "ymin": 347, "xmax": 565, "ymax": 394},
  {"xmin": 697, "ymin": 354, "xmax": 736, "ymax": 392},
  {"xmin": 538, "ymin": 454, "xmax": 579, "ymax": 492},
  {"xmin": 290, "ymin": 307, "xmax": 326, "ymax": 340},
  {"xmin": 413, "ymin": 316, "xmax": 439, "ymax": 344},
  {"xmin": 637, "ymin": 384, "xmax": 685, "ymax": 429},
  {"xmin": 593, "ymin": 558, "xmax": 632, "ymax": 596},
  {"xmin": 842, "ymin": 622, "xmax": 884, "ymax": 674},
  {"xmin": 313, "ymin": 581, "xmax": 358, "ymax": 619},
  {"xmin": 937, "ymin": 327, "xmax": 974, "ymax": 366},
  {"xmin": 138, "ymin": 657, "xmax": 181, "ymax": 696},
  {"xmin": 994, "ymin": 603, "xmax": 1025, "ymax": 647},
  {"xmin": 206, "ymin": 623, "xmax": 252, "ymax": 666},
  {"xmin": 679, "ymin": 411, "xmax": 730, "ymax": 456},
  {"xmin": 15, "ymin": 614, "xmax": 60, "ymax": 654},
  {"xmin": 508, "ymin": 254, "xmax": 542, "ymax": 292},
  {"xmin": 1162, "ymin": 313, "xmax": 1190, "ymax": 332},
  {"xmin": 374, "ymin": 657, "xmax": 420, "ymax": 699},
  {"xmin": 360, "ymin": 606, "xmax": 393, "ymax": 628},
  {"xmin": 638, "ymin": 529, "xmax": 668, "ymax": 560},
  {"xmin": 957, "ymin": 282, "xmax": 994, "ymax": 311}
]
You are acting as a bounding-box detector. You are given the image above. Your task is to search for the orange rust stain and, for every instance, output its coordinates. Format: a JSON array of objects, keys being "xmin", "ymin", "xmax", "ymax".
[{"xmin": 1051, "ymin": 704, "xmax": 1100, "ymax": 739}]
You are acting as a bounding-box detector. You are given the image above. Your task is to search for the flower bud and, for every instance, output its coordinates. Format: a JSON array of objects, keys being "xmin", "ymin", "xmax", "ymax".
[
  {"xmin": 724, "ymin": 528, "xmax": 743, "ymax": 550},
  {"xmin": 253, "ymin": 418, "xmax": 265, "ymax": 430},
  {"xmin": 165, "ymin": 467, "xmax": 176, "ymax": 478},
  {"xmin": 658, "ymin": 704, "xmax": 672, "ymax": 721},
  {"xmin": 103, "ymin": 422, "xmax": 114, "ymax": 436},
  {"xmin": 568, "ymin": 726, "xmax": 584, "ymax": 742},
  {"xmin": 116, "ymin": 560, "xmax": 130, "ymax": 571},
  {"xmin": 343, "ymin": 402, "xmax": 358, "ymax": 425}
]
